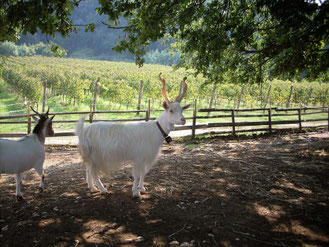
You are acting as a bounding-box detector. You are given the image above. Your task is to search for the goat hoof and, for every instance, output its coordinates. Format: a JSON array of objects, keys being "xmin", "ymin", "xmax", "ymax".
[
  {"xmin": 38, "ymin": 187, "xmax": 44, "ymax": 193},
  {"xmin": 132, "ymin": 191, "xmax": 141, "ymax": 198},
  {"xmin": 139, "ymin": 186, "xmax": 147, "ymax": 193},
  {"xmin": 100, "ymin": 190, "xmax": 108, "ymax": 195},
  {"xmin": 89, "ymin": 186, "xmax": 98, "ymax": 192},
  {"xmin": 16, "ymin": 195, "xmax": 24, "ymax": 202}
]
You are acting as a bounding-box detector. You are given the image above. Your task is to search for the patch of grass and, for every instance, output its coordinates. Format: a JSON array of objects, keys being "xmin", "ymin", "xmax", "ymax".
[
  {"xmin": 0, "ymin": 80, "xmax": 28, "ymax": 133},
  {"xmin": 0, "ymin": 81, "xmax": 23, "ymax": 112}
]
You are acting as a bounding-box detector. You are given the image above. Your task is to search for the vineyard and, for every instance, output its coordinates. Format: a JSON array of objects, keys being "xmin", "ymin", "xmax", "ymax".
[
  {"xmin": 1, "ymin": 56, "xmax": 197, "ymax": 107},
  {"xmin": 1, "ymin": 56, "xmax": 329, "ymax": 110},
  {"xmin": 0, "ymin": 56, "xmax": 328, "ymax": 133},
  {"xmin": 0, "ymin": 56, "xmax": 328, "ymax": 136}
]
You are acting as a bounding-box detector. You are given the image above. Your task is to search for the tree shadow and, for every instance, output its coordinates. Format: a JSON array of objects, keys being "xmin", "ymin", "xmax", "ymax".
[{"xmin": 0, "ymin": 134, "xmax": 328, "ymax": 247}]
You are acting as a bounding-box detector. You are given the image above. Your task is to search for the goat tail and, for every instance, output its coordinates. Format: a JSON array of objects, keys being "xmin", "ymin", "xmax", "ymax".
[
  {"xmin": 75, "ymin": 116, "xmax": 86, "ymax": 138},
  {"xmin": 76, "ymin": 116, "xmax": 90, "ymax": 165}
]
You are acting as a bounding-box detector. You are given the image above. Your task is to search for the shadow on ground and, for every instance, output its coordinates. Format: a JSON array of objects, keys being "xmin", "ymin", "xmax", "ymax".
[{"xmin": 1, "ymin": 131, "xmax": 329, "ymax": 247}]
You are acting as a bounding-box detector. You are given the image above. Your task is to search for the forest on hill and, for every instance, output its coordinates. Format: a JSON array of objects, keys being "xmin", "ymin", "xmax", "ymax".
[{"xmin": 1, "ymin": 0, "xmax": 177, "ymax": 65}]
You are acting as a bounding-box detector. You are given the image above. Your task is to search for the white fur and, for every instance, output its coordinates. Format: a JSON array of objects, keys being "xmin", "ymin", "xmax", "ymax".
[
  {"xmin": 76, "ymin": 102, "xmax": 188, "ymax": 197},
  {"xmin": 0, "ymin": 118, "xmax": 51, "ymax": 200}
]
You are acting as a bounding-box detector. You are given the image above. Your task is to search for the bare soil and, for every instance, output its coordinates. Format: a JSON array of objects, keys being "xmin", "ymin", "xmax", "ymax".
[{"xmin": 1, "ymin": 131, "xmax": 329, "ymax": 247}]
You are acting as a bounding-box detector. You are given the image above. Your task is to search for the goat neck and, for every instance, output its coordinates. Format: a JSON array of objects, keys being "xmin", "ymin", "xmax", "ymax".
[
  {"xmin": 32, "ymin": 118, "xmax": 49, "ymax": 145},
  {"xmin": 156, "ymin": 112, "xmax": 174, "ymax": 136}
]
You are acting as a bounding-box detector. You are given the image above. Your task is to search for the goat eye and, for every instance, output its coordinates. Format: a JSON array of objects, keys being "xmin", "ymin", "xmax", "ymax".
[{"xmin": 170, "ymin": 110, "xmax": 174, "ymax": 113}]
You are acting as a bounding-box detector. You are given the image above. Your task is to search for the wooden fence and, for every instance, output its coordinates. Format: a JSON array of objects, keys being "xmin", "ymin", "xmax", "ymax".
[
  {"xmin": 0, "ymin": 100, "xmax": 328, "ymax": 139},
  {"xmin": 191, "ymin": 106, "xmax": 329, "ymax": 138}
]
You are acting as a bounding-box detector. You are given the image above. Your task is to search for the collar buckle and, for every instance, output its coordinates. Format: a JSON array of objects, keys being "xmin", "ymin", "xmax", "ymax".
[
  {"xmin": 165, "ymin": 136, "xmax": 172, "ymax": 144},
  {"xmin": 156, "ymin": 121, "xmax": 172, "ymax": 144}
]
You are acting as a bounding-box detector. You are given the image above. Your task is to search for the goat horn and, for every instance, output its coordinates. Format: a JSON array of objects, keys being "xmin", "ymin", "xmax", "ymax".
[
  {"xmin": 159, "ymin": 72, "xmax": 171, "ymax": 104},
  {"xmin": 176, "ymin": 76, "xmax": 188, "ymax": 103},
  {"xmin": 45, "ymin": 107, "xmax": 49, "ymax": 116},
  {"xmin": 30, "ymin": 107, "xmax": 41, "ymax": 117}
]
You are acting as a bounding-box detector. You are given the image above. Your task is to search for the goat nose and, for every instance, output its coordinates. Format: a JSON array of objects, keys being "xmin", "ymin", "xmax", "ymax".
[{"xmin": 181, "ymin": 118, "xmax": 186, "ymax": 125}]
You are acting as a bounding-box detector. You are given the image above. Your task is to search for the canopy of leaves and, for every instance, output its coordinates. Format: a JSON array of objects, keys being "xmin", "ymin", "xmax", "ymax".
[
  {"xmin": 0, "ymin": 0, "xmax": 79, "ymax": 41},
  {"xmin": 1, "ymin": 0, "xmax": 328, "ymax": 83},
  {"xmin": 99, "ymin": 0, "xmax": 329, "ymax": 83}
]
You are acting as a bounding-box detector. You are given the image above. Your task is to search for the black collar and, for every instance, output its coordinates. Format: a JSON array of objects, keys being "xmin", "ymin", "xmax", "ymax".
[{"xmin": 156, "ymin": 121, "xmax": 172, "ymax": 144}]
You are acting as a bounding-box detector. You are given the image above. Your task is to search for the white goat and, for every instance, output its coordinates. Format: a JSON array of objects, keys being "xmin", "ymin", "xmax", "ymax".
[
  {"xmin": 0, "ymin": 108, "xmax": 55, "ymax": 200},
  {"xmin": 76, "ymin": 73, "xmax": 189, "ymax": 197}
]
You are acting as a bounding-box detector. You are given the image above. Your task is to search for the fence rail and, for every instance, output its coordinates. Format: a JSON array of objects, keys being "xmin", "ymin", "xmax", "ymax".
[{"xmin": 0, "ymin": 101, "xmax": 328, "ymax": 139}]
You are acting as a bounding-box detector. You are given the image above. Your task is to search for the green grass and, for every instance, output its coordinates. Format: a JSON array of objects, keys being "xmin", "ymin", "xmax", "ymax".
[
  {"xmin": 0, "ymin": 81, "xmax": 23, "ymax": 112},
  {"xmin": 0, "ymin": 80, "xmax": 28, "ymax": 133}
]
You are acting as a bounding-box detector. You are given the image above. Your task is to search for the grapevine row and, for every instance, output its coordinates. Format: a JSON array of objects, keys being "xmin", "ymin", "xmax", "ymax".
[{"xmin": 1, "ymin": 56, "xmax": 329, "ymax": 108}]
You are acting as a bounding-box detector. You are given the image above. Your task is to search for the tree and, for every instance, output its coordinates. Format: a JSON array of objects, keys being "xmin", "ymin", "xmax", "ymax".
[
  {"xmin": 0, "ymin": 1, "xmax": 78, "ymax": 41},
  {"xmin": 1, "ymin": 0, "xmax": 328, "ymax": 82},
  {"xmin": 100, "ymin": 0, "xmax": 329, "ymax": 82}
]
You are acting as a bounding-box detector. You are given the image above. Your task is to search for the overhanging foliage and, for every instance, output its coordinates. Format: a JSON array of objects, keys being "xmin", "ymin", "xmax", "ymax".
[{"xmin": 1, "ymin": 0, "xmax": 328, "ymax": 83}]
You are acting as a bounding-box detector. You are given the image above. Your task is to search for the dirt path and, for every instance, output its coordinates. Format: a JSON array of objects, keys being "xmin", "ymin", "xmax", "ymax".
[{"xmin": 1, "ymin": 131, "xmax": 329, "ymax": 247}]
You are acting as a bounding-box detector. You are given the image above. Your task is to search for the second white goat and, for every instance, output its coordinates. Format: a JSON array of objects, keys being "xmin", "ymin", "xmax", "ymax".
[{"xmin": 76, "ymin": 73, "xmax": 189, "ymax": 197}]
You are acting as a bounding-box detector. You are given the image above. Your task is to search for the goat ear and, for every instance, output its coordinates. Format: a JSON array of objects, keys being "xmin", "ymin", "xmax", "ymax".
[
  {"xmin": 182, "ymin": 104, "xmax": 190, "ymax": 110},
  {"xmin": 163, "ymin": 101, "xmax": 169, "ymax": 110}
]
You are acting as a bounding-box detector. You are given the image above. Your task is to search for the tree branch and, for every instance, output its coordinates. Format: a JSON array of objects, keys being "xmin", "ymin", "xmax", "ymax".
[
  {"xmin": 150, "ymin": 0, "xmax": 181, "ymax": 21},
  {"xmin": 101, "ymin": 21, "xmax": 137, "ymax": 30}
]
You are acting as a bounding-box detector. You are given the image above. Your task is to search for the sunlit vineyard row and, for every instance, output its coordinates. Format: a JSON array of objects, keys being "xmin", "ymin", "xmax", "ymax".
[{"xmin": 1, "ymin": 56, "xmax": 329, "ymax": 110}]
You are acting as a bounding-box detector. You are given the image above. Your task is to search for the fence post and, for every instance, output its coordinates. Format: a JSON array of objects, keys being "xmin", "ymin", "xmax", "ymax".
[
  {"xmin": 42, "ymin": 80, "xmax": 47, "ymax": 113},
  {"xmin": 89, "ymin": 100, "xmax": 93, "ymax": 123},
  {"xmin": 27, "ymin": 102, "xmax": 31, "ymax": 134},
  {"xmin": 298, "ymin": 104, "xmax": 302, "ymax": 131},
  {"xmin": 322, "ymin": 89, "xmax": 328, "ymax": 109},
  {"xmin": 93, "ymin": 77, "xmax": 100, "ymax": 113},
  {"xmin": 328, "ymin": 106, "xmax": 329, "ymax": 131},
  {"xmin": 208, "ymin": 84, "xmax": 216, "ymax": 116},
  {"xmin": 305, "ymin": 87, "xmax": 313, "ymax": 112},
  {"xmin": 286, "ymin": 85, "xmax": 293, "ymax": 108},
  {"xmin": 137, "ymin": 80, "xmax": 144, "ymax": 116},
  {"xmin": 192, "ymin": 99, "xmax": 197, "ymax": 139},
  {"xmin": 146, "ymin": 99, "xmax": 150, "ymax": 121},
  {"xmin": 237, "ymin": 84, "xmax": 246, "ymax": 110},
  {"xmin": 306, "ymin": 87, "xmax": 313, "ymax": 106},
  {"xmin": 263, "ymin": 84, "xmax": 272, "ymax": 110},
  {"xmin": 268, "ymin": 98, "xmax": 272, "ymax": 133},
  {"xmin": 232, "ymin": 100, "xmax": 236, "ymax": 136}
]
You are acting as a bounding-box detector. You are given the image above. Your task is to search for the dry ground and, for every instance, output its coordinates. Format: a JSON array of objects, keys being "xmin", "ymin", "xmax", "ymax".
[{"xmin": 1, "ymin": 131, "xmax": 329, "ymax": 247}]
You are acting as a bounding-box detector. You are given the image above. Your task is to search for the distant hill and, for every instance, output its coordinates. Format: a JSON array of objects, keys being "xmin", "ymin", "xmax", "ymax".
[{"xmin": 16, "ymin": 0, "xmax": 166, "ymax": 62}]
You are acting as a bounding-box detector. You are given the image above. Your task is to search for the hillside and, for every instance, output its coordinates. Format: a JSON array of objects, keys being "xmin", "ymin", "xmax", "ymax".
[{"xmin": 16, "ymin": 0, "xmax": 165, "ymax": 62}]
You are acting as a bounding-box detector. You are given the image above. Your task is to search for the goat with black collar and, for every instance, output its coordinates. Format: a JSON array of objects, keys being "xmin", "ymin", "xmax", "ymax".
[{"xmin": 76, "ymin": 73, "xmax": 189, "ymax": 197}]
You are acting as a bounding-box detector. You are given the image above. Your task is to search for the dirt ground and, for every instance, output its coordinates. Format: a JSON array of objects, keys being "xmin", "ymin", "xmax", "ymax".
[{"xmin": 1, "ymin": 130, "xmax": 329, "ymax": 247}]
